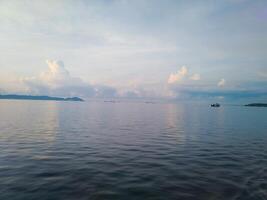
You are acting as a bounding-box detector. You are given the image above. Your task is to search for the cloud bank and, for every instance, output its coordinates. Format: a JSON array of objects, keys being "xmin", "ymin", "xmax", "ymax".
[
  {"xmin": 0, "ymin": 60, "xmax": 168, "ymax": 99},
  {"xmin": 166, "ymin": 66, "xmax": 267, "ymax": 102},
  {"xmin": 22, "ymin": 60, "xmax": 116, "ymax": 98},
  {"xmin": 0, "ymin": 61, "xmax": 266, "ymax": 102}
]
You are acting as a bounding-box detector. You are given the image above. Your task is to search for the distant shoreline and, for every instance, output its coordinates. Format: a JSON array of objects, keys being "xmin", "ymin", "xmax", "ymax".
[
  {"xmin": 244, "ymin": 103, "xmax": 267, "ymax": 107},
  {"xmin": 0, "ymin": 94, "xmax": 84, "ymax": 102}
]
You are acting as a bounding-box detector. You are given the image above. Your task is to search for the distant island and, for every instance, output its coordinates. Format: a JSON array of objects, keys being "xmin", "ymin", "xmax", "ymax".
[
  {"xmin": 0, "ymin": 94, "xmax": 84, "ymax": 102},
  {"xmin": 245, "ymin": 103, "xmax": 267, "ymax": 107}
]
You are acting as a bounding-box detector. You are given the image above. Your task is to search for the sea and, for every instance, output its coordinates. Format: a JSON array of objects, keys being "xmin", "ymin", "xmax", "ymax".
[{"xmin": 0, "ymin": 100, "xmax": 266, "ymax": 200}]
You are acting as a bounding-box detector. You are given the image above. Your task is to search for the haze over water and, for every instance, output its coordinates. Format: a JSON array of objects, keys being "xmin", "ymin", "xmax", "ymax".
[{"xmin": 0, "ymin": 100, "xmax": 266, "ymax": 200}]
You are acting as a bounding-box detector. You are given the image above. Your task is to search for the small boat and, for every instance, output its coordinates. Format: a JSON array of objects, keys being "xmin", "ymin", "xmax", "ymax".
[{"xmin": 211, "ymin": 103, "xmax": 220, "ymax": 107}]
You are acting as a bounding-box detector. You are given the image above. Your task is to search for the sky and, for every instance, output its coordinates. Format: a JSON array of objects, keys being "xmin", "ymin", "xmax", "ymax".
[{"xmin": 0, "ymin": 0, "xmax": 266, "ymax": 102}]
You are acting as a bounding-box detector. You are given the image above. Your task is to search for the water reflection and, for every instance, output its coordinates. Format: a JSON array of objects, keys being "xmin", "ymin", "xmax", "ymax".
[
  {"xmin": 0, "ymin": 101, "xmax": 59, "ymax": 158},
  {"xmin": 164, "ymin": 103, "xmax": 188, "ymax": 144},
  {"xmin": 0, "ymin": 100, "xmax": 267, "ymax": 200}
]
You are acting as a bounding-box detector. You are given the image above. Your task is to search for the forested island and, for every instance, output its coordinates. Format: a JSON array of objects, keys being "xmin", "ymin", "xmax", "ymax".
[
  {"xmin": 0, "ymin": 94, "xmax": 84, "ymax": 102},
  {"xmin": 245, "ymin": 103, "xmax": 267, "ymax": 107}
]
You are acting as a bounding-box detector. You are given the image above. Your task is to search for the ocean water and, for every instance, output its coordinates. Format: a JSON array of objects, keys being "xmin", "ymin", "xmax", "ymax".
[{"xmin": 0, "ymin": 100, "xmax": 266, "ymax": 200}]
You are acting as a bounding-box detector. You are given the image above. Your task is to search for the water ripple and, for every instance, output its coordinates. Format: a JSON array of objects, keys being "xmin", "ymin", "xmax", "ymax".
[{"xmin": 0, "ymin": 101, "xmax": 267, "ymax": 200}]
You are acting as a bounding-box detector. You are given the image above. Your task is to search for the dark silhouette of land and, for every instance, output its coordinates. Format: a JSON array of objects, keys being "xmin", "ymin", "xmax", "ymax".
[
  {"xmin": 245, "ymin": 103, "xmax": 267, "ymax": 107},
  {"xmin": 0, "ymin": 94, "xmax": 84, "ymax": 102}
]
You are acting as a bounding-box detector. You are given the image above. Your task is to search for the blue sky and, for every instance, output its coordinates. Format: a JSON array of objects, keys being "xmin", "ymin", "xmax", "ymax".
[{"xmin": 0, "ymin": 0, "xmax": 266, "ymax": 101}]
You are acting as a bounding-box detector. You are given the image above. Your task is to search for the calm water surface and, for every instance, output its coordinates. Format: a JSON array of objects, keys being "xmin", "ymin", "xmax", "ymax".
[{"xmin": 0, "ymin": 100, "xmax": 267, "ymax": 200}]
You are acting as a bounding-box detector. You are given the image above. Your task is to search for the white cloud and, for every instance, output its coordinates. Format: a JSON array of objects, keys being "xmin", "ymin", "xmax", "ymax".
[
  {"xmin": 38, "ymin": 60, "xmax": 85, "ymax": 88},
  {"xmin": 168, "ymin": 66, "xmax": 201, "ymax": 84},
  {"xmin": 217, "ymin": 78, "xmax": 225, "ymax": 87},
  {"xmin": 22, "ymin": 60, "xmax": 87, "ymax": 95},
  {"xmin": 168, "ymin": 66, "xmax": 188, "ymax": 84},
  {"xmin": 22, "ymin": 60, "xmax": 118, "ymax": 98},
  {"xmin": 190, "ymin": 73, "xmax": 200, "ymax": 81}
]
